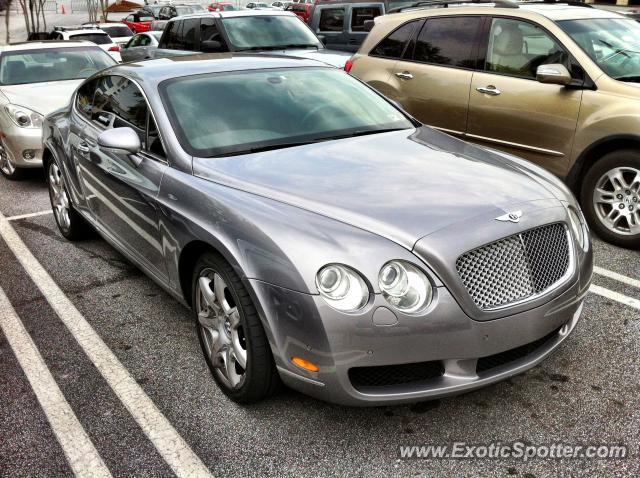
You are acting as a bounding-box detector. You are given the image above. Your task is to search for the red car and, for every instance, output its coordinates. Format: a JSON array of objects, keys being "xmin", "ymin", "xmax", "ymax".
[
  {"xmin": 286, "ymin": 3, "xmax": 312, "ymax": 23},
  {"xmin": 207, "ymin": 2, "xmax": 237, "ymax": 11},
  {"xmin": 122, "ymin": 12, "xmax": 154, "ymax": 33}
]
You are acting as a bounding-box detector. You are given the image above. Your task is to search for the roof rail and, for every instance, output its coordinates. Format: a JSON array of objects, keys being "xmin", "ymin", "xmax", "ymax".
[
  {"xmin": 517, "ymin": 0, "xmax": 592, "ymax": 8},
  {"xmin": 388, "ymin": 0, "xmax": 519, "ymax": 14}
]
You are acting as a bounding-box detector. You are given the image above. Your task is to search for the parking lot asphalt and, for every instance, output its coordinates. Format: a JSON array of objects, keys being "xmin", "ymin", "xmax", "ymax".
[{"xmin": 0, "ymin": 169, "xmax": 638, "ymax": 477}]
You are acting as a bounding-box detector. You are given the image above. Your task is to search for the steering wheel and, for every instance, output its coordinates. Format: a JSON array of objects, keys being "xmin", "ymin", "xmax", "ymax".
[{"xmin": 300, "ymin": 103, "xmax": 342, "ymax": 127}]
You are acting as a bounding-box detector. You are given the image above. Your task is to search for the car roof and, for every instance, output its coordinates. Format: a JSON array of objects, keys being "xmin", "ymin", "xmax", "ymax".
[
  {"xmin": 171, "ymin": 10, "xmax": 294, "ymax": 20},
  {"xmin": 0, "ymin": 41, "xmax": 97, "ymax": 52},
  {"xmin": 104, "ymin": 53, "xmax": 332, "ymax": 85},
  {"xmin": 380, "ymin": 3, "xmax": 624, "ymax": 24}
]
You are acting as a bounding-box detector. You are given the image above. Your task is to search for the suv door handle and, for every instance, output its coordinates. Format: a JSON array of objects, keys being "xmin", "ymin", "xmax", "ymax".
[
  {"xmin": 395, "ymin": 71, "xmax": 413, "ymax": 80},
  {"xmin": 476, "ymin": 85, "xmax": 501, "ymax": 96},
  {"xmin": 77, "ymin": 142, "xmax": 90, "ymax": 153}
]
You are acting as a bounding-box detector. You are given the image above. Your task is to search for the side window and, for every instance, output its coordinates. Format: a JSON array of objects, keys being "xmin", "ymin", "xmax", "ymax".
[
  {"xmin": 147, "ymin": 114, "xmax": 166, "ymax": 158},
  {"xmin": 485, "ymin": 18, "xmax": 569, "ymax": 79},
  {"xmin": 350, "ymin": 6, "xmax": 382, "ymax": 32},
  {"xmin": 201, "ymin": 18, "xmax": 227, "ymax": 50},
  {"xmin": 165, "ymin": 20, "xmax": 185, "ymax": 50},
  {"xmin": 75, "ymin": 78, "xmax": 98, "ymax": 120},
  {"xmin": 319, "ymin": 8, "xmax": 344, "ymax": 32},
  {"xmin": 413, "ymin": 17, "xmax": 481, "ymax": 68},
  {"xmin": 92, "ymin": 77, "xmax": 147, "ymax": 145},
  {"xmin": 182, "ymin": 18, "xmax": 199, "ymax": 51},
  {"xmin": 370, "ymin": 20, "xmax": 419, "ymax": 59},
  {"xmin": 138, "ymin": 35, "xmax": 150, "ymax": 47},
  {"xmin": 128, "ymin": 36, "xmax": 141, "ymax": 48},
  {"xmin": 125, "ymin": 15, "xmax": 134, "ymax": 22}
]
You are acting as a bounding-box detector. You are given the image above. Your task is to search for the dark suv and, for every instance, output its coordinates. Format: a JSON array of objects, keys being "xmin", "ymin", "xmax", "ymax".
[{"xmin": 153, "ymin": 11, "xmax": 351, "ymax": 67}]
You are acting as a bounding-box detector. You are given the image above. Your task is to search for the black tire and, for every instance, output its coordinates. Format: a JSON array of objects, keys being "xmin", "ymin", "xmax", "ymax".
[
  {"xmin": 192, "ymin": 251, "xmax": 280, "ymax": 404},
  {"xmin": 46, "ymin": 160, "xmax": 92, "ymax": 241},
  {"xmin": 580, "ymin": 149, "xmax": 640, "ymax": 250}
]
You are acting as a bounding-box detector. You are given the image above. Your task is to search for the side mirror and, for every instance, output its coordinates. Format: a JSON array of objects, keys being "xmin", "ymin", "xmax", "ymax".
[
  {"xmin": 536, "ymin": 64, "xmax": 572, "ymax": 86},
  {"xmin": 98, "ymin": 127, "xmax": 141, "ymax": 156},
  {"xmin": 363, "ymin": 19, "xmax": 375, "ymax": 32},
  {"xmin": 201, "ymin": 40, "xmax": 223, "ymax": 53}
]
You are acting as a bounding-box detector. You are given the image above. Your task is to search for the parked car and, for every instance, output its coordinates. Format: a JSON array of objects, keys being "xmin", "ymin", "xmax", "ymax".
[
  {"xmin": 349, "ymin": 1, "xmax": 640, "ymax": 248},
  {"xmin": 140, "ymin": 4, "xmax": 163, "ymax": 18},
  {"xmin": 271, "ymin": 1, "xmax": 286, "ymax": 8},
  {"xmin": 122, "ymin": 12, "xmax": 155, "ymax": 33},
  {"xmin": 308, "ymin": 0, "xmax": 385, "ymax": 52},
  {"xmin": 121, "ymin": 31, "xmax": 164, "ymax": 62},
  {"xmin": 49, "ymin": 27, "xmax": 122, "ymax": 62},
  {"xmin": 83, "ymin": 22, "xmax": 134, "ymax": 48},
  {"xmin": 0, "ymin": 42, "xmax": 115, "ymax": 179},
  {"xmin": 286, "ymin": 2, "xmax": 312, "ymax": 23},
  {"xmin": 245, "ymin": 2, "xmax": 271, "ymax": 9},
  {"xmin": 208, "ymin": 2, "xmax": 237, "ymax": 11},
  {"xmin": 158, "ymin": 4, "xmax": 203, "ymax": 19},
  {"xmin": 153, "ymin": 11, "xmax": 351, "ymax": 68},
  {"xmin": 43, "ymin": 54, "xmax": 592, "ymax": 405}
]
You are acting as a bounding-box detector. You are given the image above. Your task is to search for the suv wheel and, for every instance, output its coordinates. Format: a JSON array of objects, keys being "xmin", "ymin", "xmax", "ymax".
[
  {"xmin": 192, "ymin": 252, "xmax": 280, "ymax": 403},
  {"xmin": 581, "ymin": 150, "xmax": 640, "ymax": 249}
]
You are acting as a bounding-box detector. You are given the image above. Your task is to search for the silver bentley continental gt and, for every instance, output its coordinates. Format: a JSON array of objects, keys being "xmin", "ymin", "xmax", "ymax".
[{"xmin": 43, "ymin": 55, "xmax": 593, "ymax": 406}]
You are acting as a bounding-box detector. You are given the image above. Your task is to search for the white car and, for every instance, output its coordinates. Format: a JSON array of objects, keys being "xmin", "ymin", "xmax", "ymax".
[
  {"xmin": 83, "ymin": 23, "xmax": 134, "ymax": 49},
  {"xmin": 49, "ymin": 28, "xmax": 122, "ymax": 62},
  {"xmin": 0, "ymin": 42, "xmax": 115, "ymax": 178}
]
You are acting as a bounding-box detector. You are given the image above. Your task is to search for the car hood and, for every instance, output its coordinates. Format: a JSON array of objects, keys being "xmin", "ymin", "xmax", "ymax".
[
  {"xmin": 256, "ymin": 48, "xmax": 351, "ymax": 68},
  {"xmin": 0, "ymin": 79, "xmax": 82, "ymax": 115},
  {"xmin": 192, "ymin": 127, "xmax": 559, "ymax": 249}
]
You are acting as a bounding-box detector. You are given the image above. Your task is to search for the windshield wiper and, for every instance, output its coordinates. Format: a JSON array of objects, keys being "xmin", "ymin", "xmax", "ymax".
[
  {"xmin": 314, "ymin": 128, "xmax": 408, "ymax": 142},
  {"xmin": 615, "ymin": 75, "xmax": 640, "ymax": 83},
  {"xmin": 276, "ymin": 43, "xmax": 319, "ymax": 50}
]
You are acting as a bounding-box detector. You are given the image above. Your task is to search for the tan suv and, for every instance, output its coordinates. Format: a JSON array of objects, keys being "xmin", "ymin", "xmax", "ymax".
[{"xmin": 349, "ymin": 0, "xmax": 640, "ymax": 249}]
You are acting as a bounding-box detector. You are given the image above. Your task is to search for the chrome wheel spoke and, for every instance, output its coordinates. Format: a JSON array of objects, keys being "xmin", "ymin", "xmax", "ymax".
[
  {"xmin": 213, "ymin": 274, "xmax": 232, "ymax": 315},
  {"xmin": 197, "ymin": 310, "xmax": 217, "ymax": 330},
  {"xmin": 224, "ymin": 348, "xmax": 241, "ymax": 388},
  {"xmin": 198, "ymin": 276, "xmax": 222, "ymax": 315},
  {"xmin": 604, "ymin": 169, "xmax": 628, "ymax": 190},
  {"xmin": 594, "ymin": 187, "xmax": 616, "ymax": 205}
]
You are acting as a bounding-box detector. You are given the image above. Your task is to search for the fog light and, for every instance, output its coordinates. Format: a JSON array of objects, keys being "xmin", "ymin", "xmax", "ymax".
[
  {"xmin": 291, "ymin": 356, "xmax": 319, "ymax": 373},
  {"xmin": 22, "ymin": 150, "xmax": 35, "ymax": 160}
]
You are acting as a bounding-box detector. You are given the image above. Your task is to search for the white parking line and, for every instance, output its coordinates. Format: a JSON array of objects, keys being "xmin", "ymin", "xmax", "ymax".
[
  {"xmin": 6, "ymin": 210, "xmax": 53, "ymax": 221},
  {"xmin": 0, "ymin": 211, "xmax": 213, "ymax": 478},
  {"xmin": 590, "ymin": 284, "xmax": 640, "ymax": 311},
  {"xmin": 0, "ymin": 287, "xmax": 112, "ymax": 478},
  {"xmin": 593, "ymin": 266, "xmax": 640, "ymax": 290}
]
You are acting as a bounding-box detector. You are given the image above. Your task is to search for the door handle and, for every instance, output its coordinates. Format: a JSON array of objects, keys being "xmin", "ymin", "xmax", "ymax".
[
  {"xmin": 395, "ymin": 71, "xmax": 413, "ymax": 80},
  {"xmin": 77, "ymin": 142, "xmax": 90, "ymax": 153},
  {"xmin": 476, "ymin": 85, "xmax": 501, "ymax": 96}
]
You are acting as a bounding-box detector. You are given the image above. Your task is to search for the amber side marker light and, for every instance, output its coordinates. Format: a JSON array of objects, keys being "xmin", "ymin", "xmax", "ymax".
[{"xmin": 291, "ymin": 357, "xmax": 319, "ymax": 373}]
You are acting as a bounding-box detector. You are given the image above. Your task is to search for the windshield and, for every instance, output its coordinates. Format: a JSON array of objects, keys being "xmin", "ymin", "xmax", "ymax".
[
  {"xmin": 175, "ymin": 6, "xmax": 196, "ymax": 15},
  {"xmin": 558, "ymin": 18, "xmax": 640, "ymax": 82},
  {"xmin": 0, "ymin": 47, "xmax": 115, "ymax": 85},
  {"xmin": 101, "ymin": 26, "xmax": 133, "ymax": 37},
  {"xmin": 222, "ymin": 16, "xmax": 320, "ymax": 49},
  {"xmin": 70, "ymin": 33, "xmax": 112, "ymax": 44},
  {"xmin": 160, "ymin": 67, "xmax": 413, "ymax": 157}
]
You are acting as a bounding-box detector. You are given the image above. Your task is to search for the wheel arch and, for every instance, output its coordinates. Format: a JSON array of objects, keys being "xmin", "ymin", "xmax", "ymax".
[{"xmin": 567, "ymin": 134, "xmax": 640, "ymax": 196}]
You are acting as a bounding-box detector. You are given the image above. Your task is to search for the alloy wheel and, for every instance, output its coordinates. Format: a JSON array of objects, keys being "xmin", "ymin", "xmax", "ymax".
[
  {"xmin": 196, "ymin": 269, "xmax": 247, "ymax": 389},
  {"xmin": 592, "ymin": 166, "xmax": 640, "ymax": 236},
  {"xmin": 48, "ymin": 162, "xmax": 71, "ymax": 230}
]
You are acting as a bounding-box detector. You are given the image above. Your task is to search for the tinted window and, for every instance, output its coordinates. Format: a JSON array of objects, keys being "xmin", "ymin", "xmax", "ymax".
[
  {"xmin": 370, "ymin": 20, "xmax": 418, "ymax": 59},
  {"xmin": 182, "ymin": 18, "xmax": 199, "ymax": 50},
  {"xmin": 75, "ymin": 78, "xmax": 99, "ymax": 120},
  {"xmin": 70, "ymin": 33, "xmax": 112, "ymax": 45},
  {"xmin": 351, "ymin": 7, "xmax": 382, "ymax": 32},
  {"xmin": 138, "ymin": 35, "xmax": 150, "ymax": 47},
  {"xmin": 413, "ymin": 17, "xmax": 480, "ymax": 68},
  {"xmin": 221, "ymin": 16, "xmax": 319, "ymax": 49},
  {"xmin": 147, "ymin": 115, "xmax": 166, "ymax": 157},
  {"xmin": 164, "ymin": 20, "xmax": 184, "ymax": 49},
  {"xmin": 319, "ymin": 8, "xmax": 344, "ymax": 32},
  {"xmin": 201, "ymin": 18, "xmax": 225, "ymax": 45},
  {"xmin": 485, "ymin": 18, "xmax": 569, "ymax": 79}
]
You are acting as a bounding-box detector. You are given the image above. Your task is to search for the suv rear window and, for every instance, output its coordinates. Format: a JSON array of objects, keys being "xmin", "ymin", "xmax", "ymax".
[
  {"xmin": 319, "ymin": 8, "xmax": 344, "ymax": 32},
  {"xmin": 351, "ymin": 7, "xmax": 382, "ymax": 32},
  {"xmin": 370, "ymin": 20, "xmax": 419, "ymax": 59},
  {"xmin": 413, "ymin": 17, "xmax": 481, "ymax": 68}
]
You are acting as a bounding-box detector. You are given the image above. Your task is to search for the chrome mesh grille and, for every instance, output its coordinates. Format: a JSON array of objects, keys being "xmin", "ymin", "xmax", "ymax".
[{"xmin": 456, "ymin": 223, "xmax": 570, "ymax": 310}]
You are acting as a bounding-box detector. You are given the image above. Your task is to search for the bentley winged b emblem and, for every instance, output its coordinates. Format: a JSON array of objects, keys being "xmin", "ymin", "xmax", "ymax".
[{"xmin": 495, "ymin": 210, "xmax": 523, "ymax": 223}]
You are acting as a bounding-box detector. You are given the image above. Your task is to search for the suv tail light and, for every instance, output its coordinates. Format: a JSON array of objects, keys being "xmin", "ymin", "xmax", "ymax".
[
  {"xmin": 344, "ymin": 59, "xmax": 353, "ymax": 73},
  {"xmin": 108, "ymin": 45, "xmax": 120, "ymax": 52}
]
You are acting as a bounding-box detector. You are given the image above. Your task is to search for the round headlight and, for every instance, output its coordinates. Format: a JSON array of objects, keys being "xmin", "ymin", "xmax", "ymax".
[
  {"xmin": 316, "ymin": 264, "xmax": 369, "ymax": 312},
  {"xmin": 15, "ymin": 111, "xmax": 30, "ymax": 126},
  {"xmin": 567, "ymin": 207, "xmax": 585, "ymax": 249},
  {"xmin": 379, "ymin": 261, "xmax": 432, "ymax": 314}
]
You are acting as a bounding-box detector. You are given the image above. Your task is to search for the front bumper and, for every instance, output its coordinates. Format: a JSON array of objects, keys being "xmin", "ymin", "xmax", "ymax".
[
  {"xmin": 0, "ymin": 121, "xmax": 43, "ymax": 169},
  {"xmin": 249, "ymin": 268, "xmax": 589, "ymax": 406}
]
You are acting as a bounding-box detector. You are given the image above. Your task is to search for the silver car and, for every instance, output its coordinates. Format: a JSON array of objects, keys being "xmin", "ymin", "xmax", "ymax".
[
  {"xmin": 120, "ymin": 32, "xmax": 163, "ymax": 62},
  {"xmin": 43, "ymin": 55, "xmax": 593, "ymax": 406},
  {"xmin": 0, "ymin": 41, "xmax": 115, "ymax": 179}
]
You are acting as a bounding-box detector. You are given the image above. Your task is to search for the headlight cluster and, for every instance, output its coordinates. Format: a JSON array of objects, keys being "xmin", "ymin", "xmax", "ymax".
[
  {"xmin": 316, "ymin": 261, "xmax": 433, "ymax": 314},
  {"xmin": 5, "ymin": 104, "xmax": 43, "ymax": 129},
  {"xmin": 567, "ymin": 206, "xmax": 587, "ymax": 250}
]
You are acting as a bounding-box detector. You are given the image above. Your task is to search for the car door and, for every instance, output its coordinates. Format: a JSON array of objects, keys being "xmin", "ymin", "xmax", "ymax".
[
  {"xmin": 77, "ymin": 75, "xmax": 169, "ymax": 280},
  {"xmin": 313, "ymin": 5, "xmax": 348, "ymax": 51},
  {"xmin": 467, "ymin": 17, "xmax": 583, "ymax": 176},
  {"xmin": 390, "ymin": 15, "xmax": 483, "ymax": 136},
  {"xmin": 345, "ymin": 4, "xmax": 383, "ymax": 52},
  {"xmin": 121, "ymin": 34, "xmax": 141, "ymax": 61}
]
